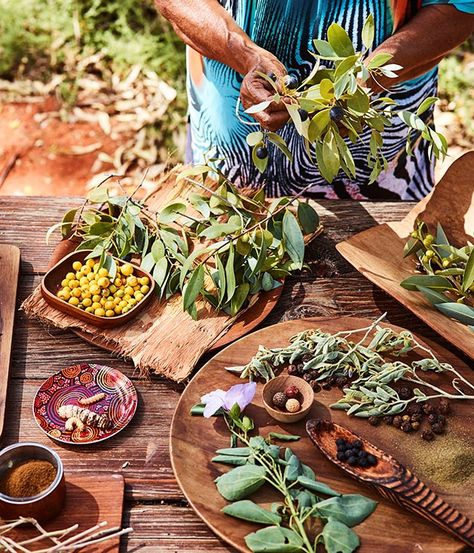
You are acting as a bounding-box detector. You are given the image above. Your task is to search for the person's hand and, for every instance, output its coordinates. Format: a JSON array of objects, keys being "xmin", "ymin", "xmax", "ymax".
[{"xmin": 240, "ymin": 50, "xmax": 289, "ymax": 132}]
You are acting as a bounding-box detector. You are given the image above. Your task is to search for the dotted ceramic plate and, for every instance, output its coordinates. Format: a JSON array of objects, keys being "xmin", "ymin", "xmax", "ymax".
[{"xmin": 33, "ymin": 363, "xmax": 138, "ymax": 445}]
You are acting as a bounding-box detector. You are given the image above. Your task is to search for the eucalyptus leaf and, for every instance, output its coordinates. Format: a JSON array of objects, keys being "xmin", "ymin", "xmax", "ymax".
[
  {"xmin": 436, "ymin": 302, "xmax": 474, "ymax": 325},
  {"xmin": 462, "ymin": 248, "xmax": 474, "ymax": 292},
  {"xmin": 282, "ymin": 211, "xmax": 305, "ymax": 269},
  {"xmin": 297, "ymin": 202, "xmax": 320, "ymax": 235},
  {"xmin": 183, "ymin": 264, "xmax": 204, "ymax": 314},
  {"xmin": 222, "ymin": 500, "xmax": 282, "ymax": 525},
  {"xmin": 400, "ymin": 275, "xmax": 452, "ymax": 291}
]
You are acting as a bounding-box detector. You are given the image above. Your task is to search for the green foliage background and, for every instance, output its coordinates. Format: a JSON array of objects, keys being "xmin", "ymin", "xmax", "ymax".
[{"xmin": 0, "ymin": 0, "xmax": 472, "ymax": 151}]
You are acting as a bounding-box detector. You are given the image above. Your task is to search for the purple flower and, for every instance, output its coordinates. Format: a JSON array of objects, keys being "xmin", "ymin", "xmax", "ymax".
[{"xmin": 201, "ymin": 382, "xmax": 257, "ymax": 418}]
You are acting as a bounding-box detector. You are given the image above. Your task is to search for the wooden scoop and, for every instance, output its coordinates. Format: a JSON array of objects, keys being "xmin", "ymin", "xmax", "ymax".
[{"xmin": 306, "ymin": 419, "xmax": 474, "ymax": 548}]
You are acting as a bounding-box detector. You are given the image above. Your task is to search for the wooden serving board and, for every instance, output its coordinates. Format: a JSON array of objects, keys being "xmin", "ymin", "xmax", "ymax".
[
  {"xmin": 170, "ymin": 317, "xmax": 474, "ymax": 553},
  {"xmin": 337, "ymin": 152, "xmax": 474, "ymax": 359},
  {"xmin": 0, "ymin": 244, "xmax": 20, "ymax": 439},
  {"xmin": 10, "ymin": 473, "xmax": 125, "ymax": 552}
]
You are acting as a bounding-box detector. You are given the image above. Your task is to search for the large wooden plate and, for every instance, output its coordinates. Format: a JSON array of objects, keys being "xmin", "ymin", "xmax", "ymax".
[
  {"xmin": 170, "ymin": 317, "xmax": 474, "ymax": 553},
  {"xmin": 337, "ymin": 152, "xmax": 474, "ymax": 359}
]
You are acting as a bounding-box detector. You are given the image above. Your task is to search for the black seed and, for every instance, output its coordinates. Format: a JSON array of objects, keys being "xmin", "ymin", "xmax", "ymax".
[
  {"xmin": 322, "ymin": 383, "xmax": 332, "ymax": 391},
  {"xmin": 437, "ymin": 414, "xmax": 446, "ymax": 426},
  {"xmin": 285, "ymin": 74, "xmax": 299, "ymax": 89},
  {"xmin": 392, "ymin": 416, "xmax": 402, "ymax": 428},
  {"xmin": 303, "ymin": 373, "xmax": 313, "ymax": 382},
  {"xmin": 411, "ymin": 413, "xmax": 422, "ymax": 423},
  {"xmin": 352, "ymin": 440, "xmax": 362, "ymax": 449},
  {"xmin": 383, "ymin": 416, "xmax": 393, "ymax": 425},
  {"xmin": 431, "ymin": 423, "xmax": 444, "ymax": 435},
  {"xmin": 358, "ymin": 450, "xmax": 368, "ymax": 458},
  {"xmin": 359, "ymin": 458, "xmax": 369, "ymax": 468},
  {"xmin": 401, "ymin": 422, "xmax": 412, "ymax": 433},
  {"xmin": 367, "ymin": 455, "xmax": 377, "ymax": 466},
  {"xmin": 287, "ymin": 365, "xmax": 298, "ymax": 375},
  {"xmin": 256, "ymin": 146, "xmax": 268, "ymax": 160},
  {"xmin": 347, "ymin": 456, "xmax": 358, "ymax": 466},
  {"xmin": 298, "ymin": 109, "xmax": 309, "ymax": 121},
  {"xmin": 421, "ymin": 430, "xmax": 435, "ymax": 441},
  {"xmin": 423, "ymin": 403, "xmax": 435, "ymax": 415},
  {"xmin": 439, "ymin": 399, "xmax": 450, "ymax": 415},
  {"xmin": 336, "ymin": 438, "xmax": 345, "ymax": 446},
  {"xmin": 428, "ymin": 413, "xmax": 438, "ymax": 424},
  {"xmin": 399, "ymin": 387, "xmax": 412, "ymax": 400},
  {"xmin": 330, "ymin": 106, "xmax": 344, "ymax": 122},
  {"xmin": 310, "ymin": 381, "xmax": 321, "ymax": 392},
  {"xmin": 368, "ymin": 416, "xmax": 381, "ymax": 427},
  {"xmin": 337, "ymin": 452, "xmax": 346, "ymax": 461}
]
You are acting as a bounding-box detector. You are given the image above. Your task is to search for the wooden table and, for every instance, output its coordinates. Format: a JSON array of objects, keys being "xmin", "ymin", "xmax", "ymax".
[{"xmin": 0, "ymin": 196, "xmax": 468, "ymax": 552}]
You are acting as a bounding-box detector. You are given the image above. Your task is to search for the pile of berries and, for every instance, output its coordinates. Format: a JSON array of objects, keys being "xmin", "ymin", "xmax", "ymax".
[
  {"xmin": 336, "ymin": 438, "xmax": 377, "ymax": 468},
  {"xmin": 272, "ymin": 385, "xmax": 301, "ymax": 413},
  {"xmin": 56, "ymin": 258, "xmax": 151, "ymax": 317}
]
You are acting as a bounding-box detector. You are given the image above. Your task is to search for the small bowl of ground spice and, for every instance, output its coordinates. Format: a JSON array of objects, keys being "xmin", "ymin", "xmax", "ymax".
[{"xmin": 0, "ymin": 442, "xmax": 65, "ymax": 522}]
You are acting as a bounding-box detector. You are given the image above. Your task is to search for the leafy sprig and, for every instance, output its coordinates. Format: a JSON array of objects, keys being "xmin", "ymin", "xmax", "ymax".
[
  {"xmin": 227, "ymin": 316, "xmax": 474, "ymax": 417},
  {"xmin": 401, "ymin": 220, "xmax": 474, "ymax": 328},
  {"xmin": 48, "ymin": 168, "xmax": 321, "ymax": 320},
  {"xmin": 192, "ymin": 402, "xmax": 377, "ymax": 552},
  {"xmin": 243, "ymin": 15, "xmax": 447, "ymax": 183}
]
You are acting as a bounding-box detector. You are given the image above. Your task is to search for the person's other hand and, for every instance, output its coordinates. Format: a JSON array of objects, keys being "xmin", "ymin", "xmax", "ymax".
[{"xmin": 240, "ymin": 50, "xmax": 289, "ymax": 132}]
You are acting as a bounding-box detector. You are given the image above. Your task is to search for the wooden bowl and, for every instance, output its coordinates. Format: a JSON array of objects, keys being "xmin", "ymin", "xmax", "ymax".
[
  {"xmin": 41, "ymin": 250, "xmax": 155, "ymax": 328},
  {"xmin": 262, "ymin": 375, "xmax": 314, "ymax": 423},
  {"xmin": 0, "ymin": 442, "xmax": 66, "ymax": 523}
]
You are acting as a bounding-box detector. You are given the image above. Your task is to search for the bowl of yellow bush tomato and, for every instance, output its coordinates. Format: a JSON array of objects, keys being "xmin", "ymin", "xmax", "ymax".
[{"xmin": 41, "ymin": 250, "xmax": 155, "ymax": 328}]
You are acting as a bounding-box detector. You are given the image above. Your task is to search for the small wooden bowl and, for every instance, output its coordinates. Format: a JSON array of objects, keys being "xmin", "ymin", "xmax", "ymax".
[
  {"xmin": 0, "ymin": 442, "xmax": 66, "ymax": 523},
  {"xmin": 262, "ymin": 375, "xmax": 314, "ymax": 423},
  {"xmin": 41, "ymin": 249, "xmax": 155, "ymax": 328}
]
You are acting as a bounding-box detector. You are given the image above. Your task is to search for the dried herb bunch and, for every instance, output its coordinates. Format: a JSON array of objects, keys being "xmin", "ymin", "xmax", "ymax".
[
  {"xmin": 401, "ymin": 220, "xmax": 474, "ymax": 328},
  {"xmin": 49, "ymin": 168, "xmax": 321, "ymax": 320},
  {"xmin": 228, "ymin": 317, "xmax": 474, "ymax": 418},
  {"xmin": 243, "ymin": 15, "xmax": 447, "ymax": 183},
  {"xmin": 0, "ymin": 517, "xmax": 132, "ymax": 552},
  {"xmin": 192, "ymin": 387, "xmax": 377, "ymax": 553}
]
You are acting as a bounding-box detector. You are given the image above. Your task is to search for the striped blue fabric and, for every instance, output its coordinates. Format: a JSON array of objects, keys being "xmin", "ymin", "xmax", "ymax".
[{"xmin": 187, "ymin": 1, "xmax": 458, "ymax": 199}]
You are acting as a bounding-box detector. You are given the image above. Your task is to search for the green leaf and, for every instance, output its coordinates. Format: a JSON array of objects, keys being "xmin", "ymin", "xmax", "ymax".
[
  {"xmin": 183, "ymin": 264, "xmax": 204, "ymax": 314},
  {"xmin": 436, "ymin": 302, "xmax": 474, "ymax": 326},
  {"xmin": 282, "ymin": 211, "xmax": 305, "ymax": 269},
  {"xmin": 320, "ymin": 78, "xmax": 335, "ymax": 100},
  {"xmin": 362, "ymin": 14, "xmax": 375, "ymax": 49},
  {"xmin": 245, "ymin": 100, "xmax": 272, "ymax": 114},
  {"xmin": 400, "ymin": 275, "xmax": 452, "ymax": 291},
  {"xmin": 346, "ymin": 88, "xmax": 370, "ymax": 115},
  {"xmin": 222, "ymin": 500, "xmax": 282, "ymax": 526},
  {"xmin": 335, "ymin": 55, "xmax": 359, "ymax": 79},
  {"xmin": 367, "ymin": 52, "xmax": 393, "ymax": 69},
  {"xmin": 267, "ymin": 133, "xmax": 293, "ymax": 161},
  {"xmin": 313, "ymin": 39, "xmax": 338, "ymax": 58},
  {"xmin": 262, "ymin": 272, "xmax": 274, "ymax": 291},
  {"xmin": 245, "ymin": 526, "xmax": 303, "ymax": 553},
  {"xmin": 153, "ymin": 257, "xmax": 169, "ymax": 288},
  {"xmin": 87, "ymin": 185, "xmax": 109, "ymax": 204},
  {"xmin": 151, "ymin": 239, "xmax": 165, "ymax": 262},
  {"xmin": 252, "ymin": 145, "xmax": 269, "ymax": 173},
  {"xmin": 462, "ymin": 248, "xmax": 474, "ymax": 292},
  {"xmin": 199, "ymin": 220, "xmax": 241, "ymax": 239},
  {"xmin": 327, "ymin": 23, "xmax": 355, "ymax": 57},
  {"xmin": 403, "ymin": 237, "xmax": 422, "ymax": 258},
  {"xmin": 267, "ymin": 432, "xmax": 300, "ymax": 442},
  {"xmin": 417, "ymin": 285, "xmax": 449, "ymax": 305},
  {"xmin": 416, "ymin": 96, "xmax": 438, "ymax": 116},
  {"xmin": 176, "ymin": 164, "xmax": 210, "ymax": 182},
  {"xmin": 215, "ymin": 464, "xmax": 266, "ymax": 501},
  {"xmin": 102, "ymin": 254, "xmax": 117, "ymax": 280},
  {"xmin": 308, "ymin": 109, "xmax": 330, "ymax": 142},
  {"xmin": 246, "ymin": 131, "xmax": 264, "ymax": 147},
  {"xmin": 216, "ymin": 447, "xmax": 251, "ymax": 456},
  {"xmin": 315, "ymin": 495, "xmax": 377, "ymax": 527},
  {"xmin": 297, "ymin": 476, "xmax": 341, "ymax": 497},
  {"xmin": 141, "ymin": 252, "xmax": 155, "ymax": 273},
  {"xmin": 159, "ymin": 202, "xmax": 187, "ymax": 224},
  {"xmin": 321, "ymin": 518, "xmax": 360, "ymax": 553},
  {"xmin": 60, "ymin": 208, "xmax": 78, "ymax": 238},
  {"xmin": 230, "ymin": 283, "xmax": 250, "ymax": 316},
  {"xmin": 212, "ymin": 455, "xmax": 248, "ymax": 466},
  {"xmin": 225, "ymin": 244, "xmax": 236, "ymax": 302},
  {"xmin": 297, "ymin": 202, "xmax": 320, "ymax": 235}
]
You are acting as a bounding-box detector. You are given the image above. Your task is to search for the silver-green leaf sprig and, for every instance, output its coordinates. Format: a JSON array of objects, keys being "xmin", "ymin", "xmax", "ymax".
[
  {"xmin": 227, "ymin": 315, "xmax": 474, "ymax": 417},
  {"xmin": 48, "ymin": 167, "xmax": 321, "ymax": 320},
  {"xmin": 243, "ymin": 14, "xmax": 447, "ymax": 183},
  {"xmin": 192, "ymin": 403, "xmax": 376, "ymax": 552},
  {"xmin": 401, "ymin": 220, "xmax": 474, "ymax": 328}
]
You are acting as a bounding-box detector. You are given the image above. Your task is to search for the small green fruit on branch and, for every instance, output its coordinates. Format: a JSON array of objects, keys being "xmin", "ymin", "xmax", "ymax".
[
  {"xmin": 401, "ymin": 220, "xmax": 474, "ymax": 328},
  {"xmin": 243, "ymin": 14, "xmax": 447, "ymax": 183}
]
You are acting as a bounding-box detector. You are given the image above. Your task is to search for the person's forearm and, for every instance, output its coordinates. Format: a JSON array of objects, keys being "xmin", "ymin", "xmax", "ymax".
[
  {"xmin": 155, "ymin": 0, "xmax": 265, "ymax": 75},
  {"xmin": 368, "ymin": 5, "xmax": 474, "ymax": 90}
]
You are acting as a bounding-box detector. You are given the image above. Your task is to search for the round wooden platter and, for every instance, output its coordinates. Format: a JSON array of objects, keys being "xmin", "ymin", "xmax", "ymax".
[
  {"xmin": 72, "ymin": 284, "xmax": 283, "ymax": 353},
  {"xmin": 170, "ymin": 316, "xmax": 474, "ymax": 553}
]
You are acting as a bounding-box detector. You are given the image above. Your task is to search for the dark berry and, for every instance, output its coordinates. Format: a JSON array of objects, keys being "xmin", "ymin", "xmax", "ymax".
[
  {"xmin": 428, "ymin": 413, "xmax": 438, "ymax": 425},
  {"xmin": 383, "ymin": 416, "xmax": 393, "ymax": 425},
  {"xmin": 347, "ymin": 456, "xmax": 358, "ymax": 466},
  {"xmin": 423, "ymin": 403, "xmax": 435, "ymax": 415},
  {"xmin": 421, "ymin": 430, "xmax": 435, "ymax": 441},
  {"xmin": 399, "ymin": 387, "xmax": 412, "ymax": 400},
  {"xmin": 308, "ymin": 370, "xmax": 318, "ymax": 380},
  {"xmin": 310, "ymin": 381, "xmax": 321, "ymax": 392},
  {"xmin": 256, "ymin": 146, "xmax": 268, "ymax": 160},
  {"xmin": 367, "ymin": 455, "xmax": 377, "ymax": 466},
  {"xmin": 336, "ymin": 438, "xmax": 345, "ymax": 446},
  {"xmin": 352, "ymin": 440, "xmax": 362, "ymax": 449},
  {"xmin": 298, "ymin": 109, "xmax": 309, "ymax": 121},
  {"xmin": 285, "ymin": 385, "xmax": 300, "ymax": 399},
  {"xmin": 439, "ymin": 399, "xmax": 450, "ymax": 415},
  {"xmin": 368, "ymin": 416, "xmax": 381, "ymax": 427},
  {"xmin": 411, "ymin": 413, "xmax": 422, "ymax": 423},
  {"xmin": 337, "ymin": 452, "xmax": 346, "ymax": 461},
  {"xmin": 392, "ymin": 416, "xmax": 402, "ymax": 428},
  {"xmin": 303, "ymin": 373, "xmax": 313, "ymax": 382},
  {"xmin": 437, "ymin": 414, "xmax": 446, "ymax": 426},
  {"xmin": 287, "ymin": 365, "xmax": 298, "ymax": 375},
  {"xmin": 301, "ymin": 354, "xmax": 312, "ymax": 364},
  {"xmin": 322, "ymin": 382, "xmax": 332, "ymax": 391},
  {"xmin": 358, "ymin": 450, "xmax": 368, "ymax": 458},
  {"xmin": 285, "ymin": 74, "xmax": 299, "ymax": 89},
  {"xmin": 329, "ymin": 106, "xmax": 344, "ymax": 122},
  {"xmin": 431, "ymin": 423, "xmax": 444, "ymax": 435},
  {"xmin": 401, "ymin": 422, "xmax": 412, "ymax": 433},
  {"xmin": 345, "ymin": 449, "xmax": 354, "ymax": 457},
  {"xmin": 359, "ymin": 458, "xmax": 369, "ymax": 468},
  {"xmin": 268, "ymin": 72, "xmax": 276, "ymax": 81},
  {"xmin": 336, "ymin": 377, "xmax": 348, "ymax": 388},
  {"xmin": 407, "ymin": 404, "xmax": 422, "ymax": 415}
]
